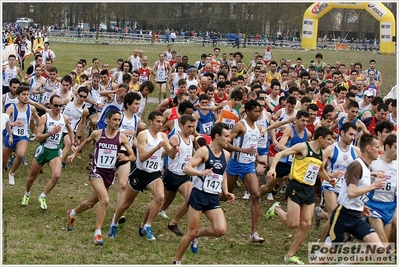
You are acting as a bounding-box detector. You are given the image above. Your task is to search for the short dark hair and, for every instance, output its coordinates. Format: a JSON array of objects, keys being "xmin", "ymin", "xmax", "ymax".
[
  {"xmin": 148, "ymin": 110, "xmax": 163, "ymax": 121},
  {"xmin": 296, "ymin": 110, "xmax": 310, "ymax": 119},
  {"xmin": 178, "ymin": 101, "xmax": 194, "ymax": 114},
  {"xmin": 106, "ymin": 109, "xmax": 121, "ymax": 119},
  {"xmin": 211, "ymin": 123, "xmax": 229, "ymax": 140},
  {"xmin": 16, "ymin": 84, "xmax": 30, "ymax": 95},
  {"xmin": 139, "ymin": 81, "xmax": 154, "ymax": 93},
  {"xmin": 286, "ymin": 96, "xmax": 297, "ymax": 106},
  {"xmin": 314, "ymin": 125, "xmax": 333, "ymax": 139},
  {"xmin": 307, "ymin": 103, "xmax": 318, "ymax": 112},
  {"xmin": 377, "ymin": 103, "xmax": 389, "ymax": 112},
  {"xmin": 374, "ymin": 120, "xmax": 394, "ymax": 136},
  {"xmin": 77, "ymin": 86, "xmax": 89, "ymax": 95},
  {"xmin": 358, "ymin": 133, "xmax": 378, "ymax": 153},
  {"xmin": 384, "ymin": 134, "xmax": 397, "ymax": 150},
  {"xmin": 340, "ymin": 122, "xmax": 357, "ymax": 135},
  {"xmin": 244, "ymin": 99, "xmax": 261, "ymax": 111},
  {"xmin": 230, "ymin": 90, "xmax": 243, "ymax": 100},
  {"xmin": 123, "ymin": 92, "xmax": 142, "ymax": 109},
  {"xmin": 348, "ymin": 101, "xmax": 359, "ymax": 110},
  {"xmin": 49, "ymin": 95, "xmax": 61, "ymax": 104},
  {"xmin": 179, "ymin": 114, "xmax": 196, "ymax": 126}
]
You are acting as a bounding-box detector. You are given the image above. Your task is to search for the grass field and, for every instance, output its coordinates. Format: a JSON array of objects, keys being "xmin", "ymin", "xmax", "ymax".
[{"xmin": 2, "ymin": 41, "xmax": 397, "ymax": 265}]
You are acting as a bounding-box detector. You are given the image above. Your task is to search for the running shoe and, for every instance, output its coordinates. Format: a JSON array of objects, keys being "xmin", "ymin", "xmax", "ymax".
[
  {"xmin": 21, "ymin": 195, "xmax": 30, "ymax": 206},
  {"xmin": 266, "ymin": 201, "xmax": 280, "ymax": 219},
  {"xmin": 314, "ymin": 207, "xmax": 323, "ymax": 230},
  {"xmin": 249, "ymin": 232, "xmax": 265, "ymax": 243},
  {"xmin": 138, "ymin": 223, "xmax": 144, "ymax": 237},
  {"xmin": 267, "ymin": 192, "xmax": 274, "ymax": 201},
  {"xmin": 8, "ymin": 172, "xmax": 15, "ymax": 185},
  {"xmin": 38, "ymin": 196, "xmax": 47, "ymax": 210},
  {"xmin": 94, "ymin": 234, "xmax": 104, "ymax": 245},
  {"xmin": 284, "ymin": 255, "xmax": 304, "ymax": 265},
  {"xmin": 279, "ymin": 186, "xmax": 286, "ymax": 194},
  {"xmin": 118, "ymin": 215, "xmax": 126, "ymax": 224},
  {"xmin": 158, "ymin": 210, "xmax": 169, "ymax": 219},
  {"xmin": 190, "ymin": 237, "xmax": 199, "ymax": 253},
  {"xmin": 108, "ymin": 225, "xmax": 118, "ymax": 239},
  {"xmin": 22, "ymin": 157, "xmax": 28, "ymax": 165},
  {"xmin": 7, "ymin": 156, "xmax": 14, "ymax": 170},
  {"xmin": 67, "ymin": 209, "xmax": 75, "ymax": 231},
  {"xmin": 167, "ymin": 224, "xmax": 183, "ymax": 236},
  {"xmin": 30, "ymin": 134, "xmax": 36, "ymax": 141},
  {"xmin": 141, "ymin": 225, "xmax": 156, "ymax": 241},
  {"xmin": 62, "ymin": 162, "xmax": 66, "ymax": 169},
  {"xmin": 242, "ymin": 190, "xmax": 250, "ymax": 199}
]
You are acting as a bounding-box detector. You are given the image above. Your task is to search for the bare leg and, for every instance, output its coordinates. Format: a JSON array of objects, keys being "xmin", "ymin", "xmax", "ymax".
[{"xmin": 43, "ymin": 157, "xmax": 62, "ymax": 195}]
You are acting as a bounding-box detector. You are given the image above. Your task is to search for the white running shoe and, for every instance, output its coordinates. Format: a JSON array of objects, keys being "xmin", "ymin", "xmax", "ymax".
[
  {"xmin": 249, "ymin": 232, "xmax": 265, "ymax": 243},
  {"xmin": 242, "ymin": 190, "xmax": 250, "ymax": 199},
  {"xmin": 157, "ymin": 210, "xmax": 169, "ymax": 219},
  {"xmin": 267, "ymin": 193, "xmax": 274, "ymax": 201},
  {"xmin": 8, "ymin": 172, "xmax": 15, "ymax": 185}
]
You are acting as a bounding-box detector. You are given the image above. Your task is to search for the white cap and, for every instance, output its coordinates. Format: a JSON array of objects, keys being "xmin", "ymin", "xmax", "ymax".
[{"xmin": 364, "ymin": 90, "xmax": 373, "ymax": 97}]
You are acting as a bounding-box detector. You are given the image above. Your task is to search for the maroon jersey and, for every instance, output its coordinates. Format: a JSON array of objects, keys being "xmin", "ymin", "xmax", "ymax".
[{"xmin": 92, "ymin": 129, "xmax": 121, "ymax": 171}]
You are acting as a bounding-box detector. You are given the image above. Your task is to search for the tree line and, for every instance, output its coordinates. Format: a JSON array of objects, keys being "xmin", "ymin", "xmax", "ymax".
[{"xmin": 3, "ymin": 2, "xmax": 396, "ymax": 40}]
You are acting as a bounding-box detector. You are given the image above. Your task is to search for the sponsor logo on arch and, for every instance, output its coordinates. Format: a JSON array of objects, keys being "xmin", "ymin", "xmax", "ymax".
[
  {"xmin": 366, "ymin": 3, "xmax": 386, "ymax": 18},
  {"xmin": 311, "ymin": 2, "xmax": 330, "ymax": 15}
]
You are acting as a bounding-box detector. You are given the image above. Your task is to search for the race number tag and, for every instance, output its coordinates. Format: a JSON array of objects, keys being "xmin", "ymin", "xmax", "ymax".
[
  {"xmin": 202, "ymin": 173, "xmax": 223, "ymax": 194},
  {"xmin": 144, "ymin": 156, "xmax": 160, "ymax": 171},
  {"xmin": 202, "ymin": 121, "xmax": 213, "ymax": 135},
  {"xmin": 97, "ymin": 148, "xmax": 117, "ymax": 169},
  {"xmin": 221, "ymin": 118, "xmax": 234, "ymax": 130},
  {"xmin": 303, "ymin": 163, "xmax": 320, "ymax": 185},
  {"xmin": 139, "ymin": 76, "xmax": 148, "ymax": 84},
  {"xmin": 41, "ymin": 92, "xmax": 51, "ymax": 104}
]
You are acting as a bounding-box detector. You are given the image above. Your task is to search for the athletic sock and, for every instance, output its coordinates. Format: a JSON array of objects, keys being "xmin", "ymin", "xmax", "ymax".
[
  {"xmin": 39, "ymin": 192, "xmax": 46, "ymax": 198},
  {"xmin": 25, "ymin": 191, "xmax": 31, "ymax": 197},
  {"xmin": 111, "ymin": 214, "xmax": 118, "ymax": 226},
  {"xmin": 94, "ymin": 229, "xmax": 101, "ymax": 236},
  {"xmin": 144, "ymin": 223, "xmax": 151, "ymax": 228},
  {"xmin": 70, "ymin": 209, "xmax": 77, "ymax": 217}
]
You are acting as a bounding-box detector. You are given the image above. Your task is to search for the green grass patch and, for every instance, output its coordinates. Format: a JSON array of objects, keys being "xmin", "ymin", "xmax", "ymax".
[{"xmin": 2, "ymin": 41, "xmax": 397, "ymax": 264}]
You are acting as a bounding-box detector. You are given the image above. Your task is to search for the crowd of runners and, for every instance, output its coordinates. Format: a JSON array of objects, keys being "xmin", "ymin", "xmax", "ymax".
[{"xmin": 2, "ymin": 41, "xmax": 397, "ymax": 265}]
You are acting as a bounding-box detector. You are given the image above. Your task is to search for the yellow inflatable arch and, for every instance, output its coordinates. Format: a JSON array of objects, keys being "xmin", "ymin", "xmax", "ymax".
[{"xmin": 301, "ymin": 2, "xmax": 396, "ymax": 54}]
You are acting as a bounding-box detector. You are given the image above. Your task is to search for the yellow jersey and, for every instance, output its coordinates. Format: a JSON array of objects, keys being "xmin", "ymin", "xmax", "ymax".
[{"xmin": 290, "ymin": 142, "xmax": 323, "ymax": 186}]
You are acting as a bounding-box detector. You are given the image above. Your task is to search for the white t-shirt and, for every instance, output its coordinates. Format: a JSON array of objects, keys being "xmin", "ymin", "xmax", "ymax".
[{"xmin": 2, "ymin": 113, "xmax": 10, "ymax": 131}]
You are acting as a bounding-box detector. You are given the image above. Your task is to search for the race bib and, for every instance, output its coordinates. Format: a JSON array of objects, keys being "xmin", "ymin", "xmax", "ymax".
[
  {"xmin": 221, "ymin": 118, "xmax": 234, "ymax": 130},
  {"xmin": 202, "ymin": 121, "xmax": 213, "ymax": 135},
  {"xmin": 303, "ymin": 163, "xmax": 320, "ymax": 185},
  {"xmin": 202, "ymin": 173, "xmax": 223, "ymax": 194},
  {"xmin": 97, "ymin": 148, "xmax": 117, "ymax": 169},
  {"xmin": 139, "ymin": 75, "xmax": 148, "ymax": 84}
]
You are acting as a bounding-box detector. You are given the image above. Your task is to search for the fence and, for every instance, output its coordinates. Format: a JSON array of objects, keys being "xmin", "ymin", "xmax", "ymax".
[{"xmin": 45, "ymin": 30, "xmax": 383, "ymax": 52}]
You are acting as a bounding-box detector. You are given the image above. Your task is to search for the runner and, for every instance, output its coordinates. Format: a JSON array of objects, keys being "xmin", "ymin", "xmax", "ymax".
[
  {"xmin": 313, "ymin": 134, "xmax": 386, "ymax": 264},
  {"xmin": 173, "ymin": 123, "xmax": 235, "ymax": 265},
  {"xmin": 162, "ymin": 114, "xmax": 196, "ymax": 236},
  {"xmin": 21, "ymin": 95, "xmax": 75, "ymax": 210},
  {"xmin": 108, "ymin": 111, "xmax": 173, "ymax": 241},
  {"xmin": 222, "ymin": 100, "xmax": 266, "ymax": 243},
  {"xmin": 3, "ymin": 84, "xmax": 40, "ymax": 185},
  {"xmin": 266, "ymin": 126, "xmax": 335, "ymax": 264},
  {"xmin": 66, "ymin": 109, "xmax": 135, "ymax": 245}
]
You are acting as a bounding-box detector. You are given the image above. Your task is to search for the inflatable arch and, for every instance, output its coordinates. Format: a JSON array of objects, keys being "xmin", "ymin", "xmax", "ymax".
[{"xmin": 301, "ymin": 2, "xmax": 396, "ymax": 54}]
